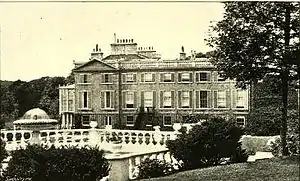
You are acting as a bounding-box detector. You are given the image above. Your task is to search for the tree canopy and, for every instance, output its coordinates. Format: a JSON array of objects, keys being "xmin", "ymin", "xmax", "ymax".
[{"xmin": 206, "ymin": 2, "xmax": 299, "ymax": 155}]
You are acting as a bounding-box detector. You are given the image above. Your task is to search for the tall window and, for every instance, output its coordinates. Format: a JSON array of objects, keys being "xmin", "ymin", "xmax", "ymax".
[
  {"xmin": 200, "ymin": 91, "xmax": 208, "ymax": 108},
  {"xmin": 217, "ymin": 91, "xmax": 226, "ymax": 108},
  {"xmin": 126, "ymin": 116, "xmax": 134, "ymax": 126},
  {"xmin": 163, "ymin": 91, "xmax": 172, "ymax": 108},
  {"xmin": 126, "ymin": 92, "xmax": 134, "ymax": 108},
  {"xmin": 83, "ymin": 92, "xmax": 88, "ymax": 108},
  {"xmin": 83, "ymin": 74, "xmax": 88, "ymax": 83},
  {"xmin": 237, "ymin": 90, "xmax": 247, "ymax": 108},
  {"xmin": 105, "ymin": 92, "xmax": 111, "ymax": 108},
  {"xmin": 144, "ymin": 91, "xmax": 153, "ymax": 107},
  {"xmin": 182, "ymin": 91, "xmax": 190, "ymax": 108}
]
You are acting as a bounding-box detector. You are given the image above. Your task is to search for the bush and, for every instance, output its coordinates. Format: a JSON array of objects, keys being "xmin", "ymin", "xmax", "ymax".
[
  {"xmin": 137, "ymin": 158, "xmax": 175, "ymax": 179},
  {"xmin": 3, "ymin": 145, "xmax": 110, "ymax": 181},
  {"xmin": 0, "ymin": 138, "xmax": 8, "ymax": 169},
  {"xmin": 166, "ymin": 117, "xmax": 248, "ymax": 170},
  {"xmin": 271, "ymin": 133, "xmax": 300, "ymax": 157}
]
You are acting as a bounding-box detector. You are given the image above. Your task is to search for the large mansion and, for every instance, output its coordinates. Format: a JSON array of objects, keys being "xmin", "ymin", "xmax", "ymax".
[{"xmin": 59, "ymin": 35, "xmax": 249, "ymax": 129}]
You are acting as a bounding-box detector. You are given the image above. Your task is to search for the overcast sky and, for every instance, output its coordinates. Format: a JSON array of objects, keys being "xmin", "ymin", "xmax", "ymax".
[{"xmin": 0, "ymin": 2, "xmax": 224, "ymax": 81}]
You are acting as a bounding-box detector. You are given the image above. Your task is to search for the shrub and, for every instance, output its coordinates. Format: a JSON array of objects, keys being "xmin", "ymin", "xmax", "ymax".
[
  {"xmin": 167, "ymin": 117, "xmax": 248, "ymax": 170},
  {"xmin": 3, "ymin": 145, "xmax": 110, "ymax": 181},
  {"xmin": 271, "ymin": 133, "xmax": 300, "ymax": 157},
  {"xmin": 137, "ymin": 158, "xmax": 175, "ymax": 179},
  {"xmin": 0, "ymin": 138, "xmax": 8, "ymax": 169}
]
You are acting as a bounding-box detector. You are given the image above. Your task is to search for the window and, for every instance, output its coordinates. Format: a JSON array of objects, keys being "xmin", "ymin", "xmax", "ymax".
[
  {"xmin": 163, "ymin": 91, "xmax": 172, "ymax": 108},
  {"xmin": 68, "ymin": 100, "xmax": 74, "ymax": 111},
  {"xmin": 126, "ymin": 92, "xmax": 134, "ymax": 108},
  {"xmin": 163, "ymin": 73, "xmax": 172, "ymax": 82},
  {"xmin": 181, "ymin": 73, "xmax": 190, "ymax": 82},
  {"xmin": 145, "ymin": 73, "xmax": 153, "ymax": 82},
  {"xmin": 102, "ymin": 74, "xmax": 113, "ymax": 83},
  {"xmin": 236, "ymin": 117, "xmax": 245, "ymax": 127},
  {"xmin": 82, "ymin": 115, "xmax": 90, "ymax": 126},
  {"xmin": 182, "ymin": 91, "xmax": 190, "ymax": 108},
  {"xmin": 83, "ymin": 74, "xmax": 88, "ymax": 83},
  {"xmin": 200, "ymin": 91, "xmax": 208, "ymax": 108},
  {"xmin": 199, "ymin": 73, "xmax": 208, "ymax": 81},
  {"xmin": 126, "ymin": 116, "xmax": 134, "ymax": 126},
  {"xmin": 105, "ymin": 92, "xmax": 111, "ymax": 108},
  {"xmin": 105, "ymin": 116, "xmax": 112, "ymax": 126},
  {"xmin": 144, "ymin": 91, "xmax": 153, "ymax": 107},
  {"xmin": 217, "ymin": 91, "xmax": 226, "ymax": 108},
  {"xmin": 126, "ymin": 74, "xmax": 134, "ymax": 82},
  {"xmin": 163, "ymin": 116, "xmax": 172, "ymax": 126},
  {"xmin": 104, "ymin": 74, "xmax": 109, "ymax": 83},
  {"xmin": 237, "ymin": 90, "xmax": 247, "ymax": 108},
  {"xmin": 83, "ymin": 92, "xmax": 88, "ymax": 108}
]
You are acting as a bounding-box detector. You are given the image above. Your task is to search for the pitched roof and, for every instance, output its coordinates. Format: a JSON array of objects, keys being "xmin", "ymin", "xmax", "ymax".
[
  {"xmin": 102, "ymin": 54, "xmax": 147, "ymax": 61},
  {"xmin": 73, "ymin": 59, "xmax": 116, "ymax": 71}
]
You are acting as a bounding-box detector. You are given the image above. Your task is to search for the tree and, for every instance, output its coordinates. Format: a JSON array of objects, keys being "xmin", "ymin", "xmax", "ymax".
[{"xmin": 207, "ymin": 2, "xmax": 299, "ymax": 156}]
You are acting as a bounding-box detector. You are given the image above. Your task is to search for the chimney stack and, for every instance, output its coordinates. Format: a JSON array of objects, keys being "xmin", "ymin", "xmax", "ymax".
[
  {"xmin": 180, "ymin": 46, "xmax": 186, "ymax": 60},
  {"xmin": 91, "ymin": 44, "xmax": 103, "ymax": 60}
]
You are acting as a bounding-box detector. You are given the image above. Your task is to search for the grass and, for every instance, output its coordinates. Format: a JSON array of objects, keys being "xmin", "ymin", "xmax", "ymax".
[{"xmin": 139, "ymin": 157, "xmax": 299, "ymax": 181}]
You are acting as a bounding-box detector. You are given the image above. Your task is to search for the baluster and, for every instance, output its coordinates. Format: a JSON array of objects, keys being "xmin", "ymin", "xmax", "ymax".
[
  {"xmin": 80, "ymin": 131, "xmax": 85, "ymax": 147},
  {"xmin": 141, "ymin": 133, "xmax": 146, "ymax": 147},
  {"xmin": 3, "ymin": 132, "xmax": 8, "ymax": 142}
]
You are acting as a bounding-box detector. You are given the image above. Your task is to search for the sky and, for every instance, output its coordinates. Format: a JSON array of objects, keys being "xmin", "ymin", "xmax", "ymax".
[{"xmin": 0, "ymin": 2, "xmax": 224, "ymax": 81}]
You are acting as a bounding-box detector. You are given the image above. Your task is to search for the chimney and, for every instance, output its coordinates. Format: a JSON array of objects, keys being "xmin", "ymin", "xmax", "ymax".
[
  {"xmin": 91, "ymin": 44, "xmax": 104, "ymax": 60},
  {"xmin": 180, "ymin": 46, "xmax": 186, "ymax": 60},
  {"xmin": 114, "ymin": 33, "xmax": 116, "ymax": 44}
]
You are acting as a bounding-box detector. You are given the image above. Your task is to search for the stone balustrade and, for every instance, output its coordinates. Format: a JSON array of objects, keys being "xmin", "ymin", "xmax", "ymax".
[
  {"xmin": 1, "ymin": 128, "xmax": 177, "ymax": 151},
  {"xmin": 0, "ymin": 130, "xmax": 32, "ymax": 151},
  {"xmin": 106, "ymin": 148, "xmax": 178, "ymax": 181}
]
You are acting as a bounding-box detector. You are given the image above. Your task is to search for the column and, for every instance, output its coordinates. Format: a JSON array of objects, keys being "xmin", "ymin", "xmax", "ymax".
[
  {"xmin": 61, "ymin": 114, "xmax": 66, "ymax": 129},
  {"xmin": 66, "ymin": 114, "xmax": 70, "ymax": 129}
]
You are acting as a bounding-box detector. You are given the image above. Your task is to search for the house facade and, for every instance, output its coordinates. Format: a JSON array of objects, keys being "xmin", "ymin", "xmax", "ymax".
[{"xmin": 59, "ymin": 36, "xmax": 249, "ymax": 129}]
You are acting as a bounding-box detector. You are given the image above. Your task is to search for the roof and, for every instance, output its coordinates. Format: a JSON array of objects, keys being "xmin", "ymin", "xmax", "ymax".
[
  {"xmin": 13, "ymin": 108, "xmax": 58, "ymax": 125},
  {"xmin": 73, "ymin": 59, "xmax": 116, "ymax": 71},
  {"xmin": 102, "ymin": 54, "xmax": 147, "ymax": 61}
]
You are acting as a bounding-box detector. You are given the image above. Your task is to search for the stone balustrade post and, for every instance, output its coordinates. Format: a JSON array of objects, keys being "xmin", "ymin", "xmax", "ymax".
[{"xmin": 108, "ymin": 157, "xmax": 130, "ymax": 181}]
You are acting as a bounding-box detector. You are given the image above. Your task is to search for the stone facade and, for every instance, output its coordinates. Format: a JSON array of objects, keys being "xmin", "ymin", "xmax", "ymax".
[{"xmin": 61, "ymin": 35, "xmax": 249, "ymax": 129}]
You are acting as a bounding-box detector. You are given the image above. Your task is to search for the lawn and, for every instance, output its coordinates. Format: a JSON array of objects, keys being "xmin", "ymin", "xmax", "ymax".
[{"xmin": 139, "ymin": 157, "xmax": 299, "ymax": 181}]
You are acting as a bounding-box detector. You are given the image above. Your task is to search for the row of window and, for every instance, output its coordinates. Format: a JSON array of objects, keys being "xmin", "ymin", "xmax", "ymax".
[
  {"xmin": 80, "ymin": 114, "xmax": 246, "ymax": 127},
  {"xmin": 79, "ymin": 90, "xmax": 247, "ymax": 109},
  {"xmin": 79, "ymin": 72, "xmax": 227, "ymax": 84}
]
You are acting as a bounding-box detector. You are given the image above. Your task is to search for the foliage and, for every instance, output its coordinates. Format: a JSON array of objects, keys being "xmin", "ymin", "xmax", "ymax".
[
  {"xmin": 206, "ymin": 1, "xmax": 300, "ymax": 156},
  {"xmin": 166, "ymin": 117, "xmax": 248, "ymax": 170},
  {"xmin": 245, "ymin": 75, "xmax": 298, "ymax": 136},
  {"xmin": 3, "ymin": 145, "xmax": 110, "ymax": 181},
  {"xmin": 137, "ymin": 158, "xmax": 175, "ymax": 179},
  {"xmin": 1, "ymin": 75, "xmax": 72, "ymax": 129},
  {"xmin": 134, "ymin": 107, "xmax": 162, "ymax": 130},
  {"xmin": 0, "ymin": 138, "xmax": 8, "ymax": 169},
  {"xmin": 271, "ymin": 133, "xmax": 299, "ymax": 157}
]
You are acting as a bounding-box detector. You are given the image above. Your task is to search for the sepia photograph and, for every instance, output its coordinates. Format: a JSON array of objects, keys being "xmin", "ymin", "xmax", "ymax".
[{"xmin": 0, "ymin": 1, "xmax": 299, "ymax": 181}]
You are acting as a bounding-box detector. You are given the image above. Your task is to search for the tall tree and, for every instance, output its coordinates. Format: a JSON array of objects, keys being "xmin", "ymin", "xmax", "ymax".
[{"xmin": 207, "ymin": 2, "xmax": 299, "ymax": 155}]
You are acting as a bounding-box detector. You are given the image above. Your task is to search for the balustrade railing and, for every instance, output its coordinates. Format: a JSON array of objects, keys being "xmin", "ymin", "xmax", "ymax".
[
  {"xmin": 106, "ymin": 148, "xmax": 178, "ymax": 181},
  {"xmin": 0, "ymin": 130, "xmax": 32, "ymax": 151},
  {"xmin": 1, "ymin": 128, "xmax": 177, "ymax": 151}
]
